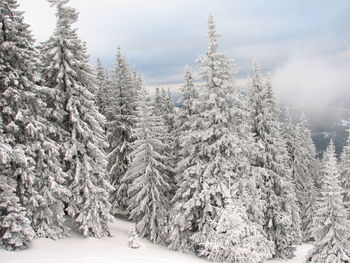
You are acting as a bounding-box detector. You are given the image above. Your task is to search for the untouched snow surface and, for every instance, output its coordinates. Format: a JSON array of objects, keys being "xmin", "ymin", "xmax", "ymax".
[{"xmin": 1, "ymin": 218, "xmax": 313, "ymax": 263}]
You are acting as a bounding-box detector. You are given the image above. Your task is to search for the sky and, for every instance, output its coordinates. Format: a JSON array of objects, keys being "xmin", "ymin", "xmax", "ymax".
[{"xmin": 18, "ymin": 0, "xmax": 350, "ymax": 109}]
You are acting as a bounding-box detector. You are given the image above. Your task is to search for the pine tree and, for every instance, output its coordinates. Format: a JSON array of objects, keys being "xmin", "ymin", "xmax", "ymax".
[
  {"xmin": 152, "ymin": 87, "xmax": 176, "ymax": 133},
  {"xmin": 173, "ymin": 66, "xmax": 198, "ymax": 181},
  {"xmin": 153, "ymin": 87, "xmax": 176, "ymax": 184},
  {"xmin": 106, "ymin": 48, "xmax": 139, "ymax": 215},
  {"xmin": 248, "ymin": 61, "xmax": 301, "ymax": 258},
  {"xmin": 175, "ymin": 66, "xmax": 198, "ymax": 133},
  {"xmin": 0, "ymin": 176, "xmax": 35, "ymax": 250},
  {"xmin": 1, "ymin": 0, "xmax": 70, "ymax": 240},
  {"xmin": 131, "ymin": 70, "xmax": 143, "ymax": 98},
  {"xmin": 153, "ymin": 87, "xmax": 162, "ymax": 112},
  {"xmin": 282, "ymin": 110, "xmax": 317, "ymax": 241},
  {"xmin": 163, "ymin": 88, "xmax": 176, "ymax": 133},
  {"xmin": 340, "ymin": 129, "xmax": 350, "ymax": 215},
  {"xmin": 295, "ymin": 114, "xmax": 318, "ymax": 240},
  {"xmin": 0, "ymin": 115, "xmax": 35, "ymax": 250},
  {"xmin": 122, "ymin": 89, "xmax": 172, "ymax": 244},
  {"xmin": 307, "ymin": 140, "xmax": 350, "ymax": 263},
  {"xmin": 95, "ymin": 58, "xmax": 110, "ymax": 116},
  {"xmin": 314, "ymin": 156, "xmax": 324, "ymax": 189},
  {"xmin": 169, "ymin": 16, "xmax": 265, "ymax": 254},
  {"xmin": 181, "ymin": 66, "xmax": 197, "ymax": 110},
  {"xmin": 302, "ymin": 182, "xmax": 318, "ymax": 242},
  {"xmin": 169, "ymin": 67, "xmax": 198, "ymax": 251},
  {"xmin": 40, "ymin": 0, "xmax": 113, "ymax": 238},
  {"xmin": 238, "ymin": 83, "xmax": 266, "ymax": 230},
  {"xmin": 128, "ymin": 225, "xmax": 141, "ymax": 249},
  {"xmin": 31, "ymin": 136, "xmax": 71, "ymax": 239},
  {"xmin": 282, "ymin": 108, "xmax": 296, "ymax": 166},
  {"xmin": 200, "ymin": 195, "xmax": 274, "ymax": 263}
]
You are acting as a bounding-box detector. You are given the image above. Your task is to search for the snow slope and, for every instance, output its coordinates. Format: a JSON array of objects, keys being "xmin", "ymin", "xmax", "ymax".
[{"xmin": 1, "ymin": 218, "xmax": 313, "ymax": 263}]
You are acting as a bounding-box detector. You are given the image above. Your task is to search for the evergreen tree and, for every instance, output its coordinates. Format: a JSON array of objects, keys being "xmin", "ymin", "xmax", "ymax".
[
  {"xmin": 169, "ymin": 16, "xmax": 265, "ymax": 254},
  {"xmin": 106, "ymin": 48, "xmax": 138, "ymax": 215},
  {"xmin": 340, "ymin": 129, "xmax": 350, "ymax": 215},
  {"xmin": 0, "ymin": 176, "xmax": 35, "ymax": 250},
  {"xmin": 151, "ymin": 87, "xmax": 176, "ymax": 192},
  {"xmin": 152, "ymin": 87, "xmax": 176, "ymax": 133},
  {"xmin": 31, "ymin": 134, "xmax": 71, "ymax": 239},
  {"xmin": 314, "ymin": 155, "xmax": 324, "ymax": 188},
  {"xmin": 128, "ymin": 225, "xmax": 141, "ymax": 249},
  {"xmin": 248, "ymin": 61, "xmax": 301, "ymax": 258},
  {"xmin": 95, "ymin": 58, "xmax": 110, "ymax": 116},
  {"xmin": 181, "ymin": 67, "xmax": 197, "ymax": 108},
  {"xmin": 131, "ymin": 70, "xmax": 143, "ymax": 97},
  {"xmin": 153, "ymin": 87, "xmax": 162, "ymax": 113},
  {"xmin": 307, "ymin": 141, "xmax": 350, "ymax": 263},
  {"xmin": 163, "ymin": 88, "xmax": 176, "ymax": 133},
  {"xmin": 295, "ymin": 114, "xmax": 318, "ymax": 240},
  {"xmin": 302, "ymin": 182, "xmax": 318, "ymax": 242},
  {"xmin": 200, "ymin": 195, "xmax": 274, "ymax": 263},
  {"xmin": 282, "ymin": 108, "xmax": 296, "ymax": 165},
  {"xmin": 282, "ymin": 110, "xmax": 317, "ymax": 241},
  {"xmin": 0, "ymin": 115, "xmax": 35, "ymax": 250},
  {"xmin": 40, "ymin": 0, "xmax": 113, "ymax": 237},
  {"xmin": 1, "ymin": 0, "xmax": 69, "ymax": 240},
  {"xmin": 169, "ymin": 67, "xmax": 198, "ymax": 251},
  {"xmin": 173, "ymin": 66, "xmax": 198, "ymax": 178},
  {"xmin": 122, "ymin": 89, "xmax": 172, "ymax": 244},
  {"xmin": 175, "ymin": 66, "xmax": 198, "ymax": 133}
]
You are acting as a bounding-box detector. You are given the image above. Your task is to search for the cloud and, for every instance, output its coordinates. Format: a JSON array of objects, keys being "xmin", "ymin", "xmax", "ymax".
[
  {"xmin": 272, "ymin": 49, "xmax": 350, "ymax": 109},
  {"xmin": 18, "ymin": 0, "xmax": 350, "ymax": 97}
]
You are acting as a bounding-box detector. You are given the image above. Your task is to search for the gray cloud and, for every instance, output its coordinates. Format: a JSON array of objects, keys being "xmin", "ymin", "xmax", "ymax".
[{"xmin": 18, "ymin": 0, "xmax": 350, "ymax": 104}]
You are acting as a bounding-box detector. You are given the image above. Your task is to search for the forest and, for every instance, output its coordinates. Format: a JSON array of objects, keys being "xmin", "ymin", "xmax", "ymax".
[{"xmin": 1, "ymin": 0, "xmax": 350, "ymax": 263}]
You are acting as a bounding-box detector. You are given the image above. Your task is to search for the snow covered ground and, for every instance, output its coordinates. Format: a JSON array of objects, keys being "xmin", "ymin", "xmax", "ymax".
[
  {"xmin": 268, "ymin": 244, "xmax": 313, "ymax": 263},
  {"xmin": 1, "ymin": 218, "xmax": 313, "ymax": 263}
]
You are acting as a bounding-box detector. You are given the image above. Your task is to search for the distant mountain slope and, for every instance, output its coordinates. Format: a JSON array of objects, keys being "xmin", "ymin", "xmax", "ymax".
[
  {"xmin": 286, "ymin": 106, "xmax": 350, "ymax": 157},
  {"xmin": 170, "ymin": 91, "xmax": 350, "ymax": 157}
]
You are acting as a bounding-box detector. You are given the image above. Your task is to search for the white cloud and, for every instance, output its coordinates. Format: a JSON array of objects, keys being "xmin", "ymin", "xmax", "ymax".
[
  {"xmin": 273, "ymin": 51, "xmax": 350, "ymax": 109},
  {"xmin": 17, "ymin": 0, "xmax": 350, "ymax": 105}
]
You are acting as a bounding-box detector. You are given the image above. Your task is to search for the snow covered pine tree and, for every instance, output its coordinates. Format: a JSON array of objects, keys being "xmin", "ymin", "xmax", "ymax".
[
  {"xmin": 153, "ymin": 87, "xmax": 176, "ymax": 134},
  {"xmin": 40, "ymin": 0, "xmax": 113, "ymax": 238},
  {"xmin": 295, "ymin": 114, "xmax": 318, "ymax": 241},
  {"xmin": 200, "ymin": 192, "xmax": 273, "ymax": 263},
  {"xmin": 248, "ymin": 61, "xmax": 301, "ymax": 258},
  {"xmin": 95, "ymin": 58, "xmax": 111, "ymax": 117},
  {"xmin": 0, "ymin": 115, "xmax": 34, "ymax": 250},
  {"xmin": 282, "ymin": 110, "xmax": 318, "ymax": 241},
  {"xmin": 122, "ymin": 88, "xmax": 172, "ymax": 244},
  {"xmin": 172, "ymin": 66, "xmax": 198, "ymax": 185},
  {"xmin": 1, "ymin": 0, "xmax": 69, "ymax": 244},
  {"xmin": 169, "ymin": 18, "xmax": 273, "ymax": 263},
  {"xmin": 340, "ymin": 129, "xmax": 350, "ymax": 215},
  {"xmin": 106, "ymin": 48, "xmax": 139, "ymax": 215},
  {"xmin": 307, "ymin": 140, "xmax": 350, "ymax": 263},
  {"xmin": 128, "ymin": 225, "xmax": 141, "ymax": 249},
  {"xmin": 0, "ymin": 176, "xmax": 34, "ymax": 251}
]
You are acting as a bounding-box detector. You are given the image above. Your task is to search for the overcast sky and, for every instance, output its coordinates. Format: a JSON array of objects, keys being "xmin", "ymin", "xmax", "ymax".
[{"xmin": 18, "ymin": 0, "xmax": 350, "ymax": 108}]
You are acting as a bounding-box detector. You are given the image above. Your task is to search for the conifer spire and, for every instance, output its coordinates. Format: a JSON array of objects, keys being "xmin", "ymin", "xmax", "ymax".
[
  {"xmin": 248, "ymin": 60, "xmax": 301, "ymax": 258},
  {"xmin": 307, "ymin": 140, "xmax": 350, "ymax": 263},
  {"xmin": 40, "ymin": 0, "xmax": 113, "ymax": 237}
]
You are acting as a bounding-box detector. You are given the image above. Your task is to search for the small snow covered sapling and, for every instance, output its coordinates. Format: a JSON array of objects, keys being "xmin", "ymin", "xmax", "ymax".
[{"xmin": 128, "ymin": 225, "xmax": 141, "ymax": 249}]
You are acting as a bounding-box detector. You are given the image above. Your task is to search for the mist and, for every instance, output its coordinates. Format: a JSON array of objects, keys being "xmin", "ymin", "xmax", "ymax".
[{"xmin": 273, "ymin": 51, "xmax": 350, "ymax": 111}]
